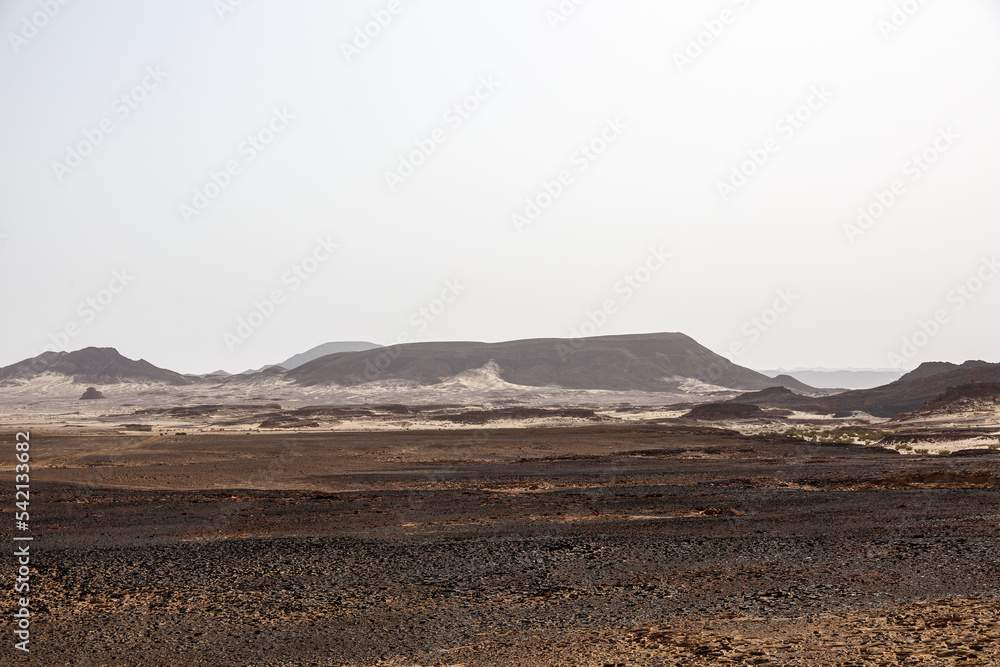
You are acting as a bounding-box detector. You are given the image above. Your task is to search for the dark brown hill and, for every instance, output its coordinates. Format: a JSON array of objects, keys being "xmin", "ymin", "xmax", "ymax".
[
  {"xmin": 0, "ymin": 347, "xmax": 191, "ymax": 386},
  {"xmin": 904, "ymin": 381, "xmax": 1000, "ymax": 417},
  {"xmin": 725, "ymin": 386, "xmax": 801, "ymax": 405},
  {"xmin": 728, "ymin": 362, "xmax": 1000, "ymax": 417},
  {"xmin": 287, "ymin": 332, "xmax": 814, "ymax": 393},
  {"xmin": 820, "ymin": 364, "xmax": 1000, "ymax": 417},
  {"xmin": 898, "ymin": 360, "xmax": 992, "ymax": 383}
]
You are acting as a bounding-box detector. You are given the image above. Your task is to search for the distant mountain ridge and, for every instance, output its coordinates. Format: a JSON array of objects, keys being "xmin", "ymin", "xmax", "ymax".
[
  {"xmin": 279, "ymin": 341, "xmax": 381, "ymax": 370},
  {"xmin": 758, "ymin": 368, "xmax": 906, "ymax": 390},
  {"xmin": 5, "ymin": 338, "xmax": 993, "ymax": 409},
  {"xmin": 3, "ymin": 334, "xmax": 812, "ymax": 394}
]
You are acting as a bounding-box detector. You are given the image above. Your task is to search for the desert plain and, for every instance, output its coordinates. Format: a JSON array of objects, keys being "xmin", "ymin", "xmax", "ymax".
[{"xmin": 3, "ymin": 391, "xmax": 1000, "ymax": 666}]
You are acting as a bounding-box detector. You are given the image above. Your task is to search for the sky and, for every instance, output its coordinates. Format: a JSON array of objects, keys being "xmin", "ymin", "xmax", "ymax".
[{"xmin": 2, "ymin": 0, "xmax": 999, "ymax": 375}]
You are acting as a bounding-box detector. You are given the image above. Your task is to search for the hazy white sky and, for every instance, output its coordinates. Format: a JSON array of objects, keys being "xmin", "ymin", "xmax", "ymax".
[{"xmin": 2, "ymin": 0, "xmax": 999, "ymax": 374}]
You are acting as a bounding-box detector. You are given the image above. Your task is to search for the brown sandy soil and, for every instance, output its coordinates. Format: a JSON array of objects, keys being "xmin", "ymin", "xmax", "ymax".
[{"xmin": 3, "ymin": 423, "xmax": 1000, "ymax": 665}]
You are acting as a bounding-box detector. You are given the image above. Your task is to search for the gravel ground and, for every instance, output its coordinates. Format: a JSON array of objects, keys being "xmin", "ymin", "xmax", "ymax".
[{"xmin": 4, "ymin": 425, "xmax": 1000, "ymax": 665}]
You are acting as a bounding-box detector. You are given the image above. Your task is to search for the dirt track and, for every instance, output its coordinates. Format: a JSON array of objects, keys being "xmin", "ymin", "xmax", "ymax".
[{"xmin": 6, "ymin": 425, "xmax": 1000, "ymax": 665}]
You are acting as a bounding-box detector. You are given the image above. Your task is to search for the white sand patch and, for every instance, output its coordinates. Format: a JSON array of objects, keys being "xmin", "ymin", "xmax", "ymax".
[
  {"xmin": 435, "ymin": 360, "xmax": 512, "ymax": 391},
  {"xmin": 673, "ymin": 377, "xmax": 742, "ymax": 396},
  {"xmin": 607, "ymin": 409, "xmax": 690, "ymax": 421},
  {"xmin": 887, "ymin": 436, "xmax": 1000, "ymax": 456}
]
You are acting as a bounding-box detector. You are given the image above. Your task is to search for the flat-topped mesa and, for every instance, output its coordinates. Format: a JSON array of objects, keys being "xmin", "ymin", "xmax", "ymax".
[{"xmin": 286, "ymin": 332, "xmax": 814, "ymax": 393}]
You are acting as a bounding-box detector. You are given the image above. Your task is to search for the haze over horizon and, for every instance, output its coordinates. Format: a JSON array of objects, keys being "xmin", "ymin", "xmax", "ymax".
[{"xmin": 3, "ymin": 1, "xmax": 999, "ymax": 374}]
